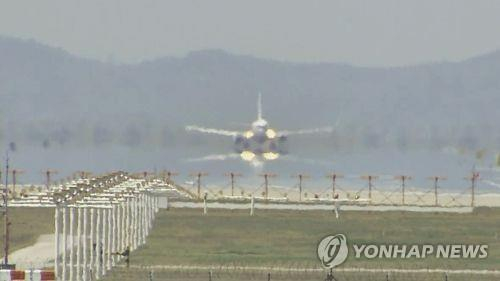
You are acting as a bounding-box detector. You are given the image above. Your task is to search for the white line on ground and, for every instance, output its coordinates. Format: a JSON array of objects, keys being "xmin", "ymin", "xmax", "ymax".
[{"xmin": 168, "ymin": 201, "xmax": 474, "ymax": 213}]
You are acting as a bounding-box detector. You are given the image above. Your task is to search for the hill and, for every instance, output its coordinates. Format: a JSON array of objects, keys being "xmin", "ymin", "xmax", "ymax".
[{"xmin": 1, "ymin": 36, "xmax": 499, "ymax": 151}]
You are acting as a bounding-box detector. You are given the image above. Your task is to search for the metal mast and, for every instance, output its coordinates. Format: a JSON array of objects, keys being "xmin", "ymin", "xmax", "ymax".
[{"xmin": 3, "ymin": 152, "xmax": 9, "ymax": 265}]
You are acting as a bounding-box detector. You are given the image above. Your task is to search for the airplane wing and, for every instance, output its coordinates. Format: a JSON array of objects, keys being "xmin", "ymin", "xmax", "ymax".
[
  {"xmin": 278, "ymin": 126, "xmax": 333, "ymax": 136},
  {"xmin": 185, "ymin": 125, "xmax": 239, "ymax": 137},
  {"xmin": 185, "ymin": 153, "xmax": 240, "ymax": 162},
  {"xmin": 280, "ymin": 115, "xmax": 342, "ymax": 136}
]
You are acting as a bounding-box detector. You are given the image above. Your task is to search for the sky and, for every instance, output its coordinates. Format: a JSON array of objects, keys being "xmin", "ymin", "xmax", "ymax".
[{"xmin": 1, "ymin": 0, "xmax": 500, "ymax": 66}]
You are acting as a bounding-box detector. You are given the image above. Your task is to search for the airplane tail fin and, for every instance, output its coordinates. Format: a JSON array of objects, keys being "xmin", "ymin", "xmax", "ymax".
[{"xmin": 257, "ymin": 92, "xmax": 263, "ymax": 120}]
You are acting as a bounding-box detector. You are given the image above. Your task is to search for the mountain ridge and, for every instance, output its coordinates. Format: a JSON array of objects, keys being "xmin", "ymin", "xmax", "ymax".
[{"xmin": 0, "ymin": 35, "xmax": 499, "ymax": 151}]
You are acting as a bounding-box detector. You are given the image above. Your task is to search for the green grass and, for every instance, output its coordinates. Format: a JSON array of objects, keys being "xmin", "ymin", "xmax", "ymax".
[
  {"xmin": 4, "ymin": 204, "xmax": 499, "ymax": 280},
  {"xmin": 0, "ymin": 207, "xmax": 54, "ymax": 253},
  {"xmin": 128, "ymin": 207, "xmax": 500, "ymax": 270}
]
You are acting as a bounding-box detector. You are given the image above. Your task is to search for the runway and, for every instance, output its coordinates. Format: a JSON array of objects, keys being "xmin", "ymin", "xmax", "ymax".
[{"xmin": 166, "ymin": 200, "xmax": 474, "ymax": 213}]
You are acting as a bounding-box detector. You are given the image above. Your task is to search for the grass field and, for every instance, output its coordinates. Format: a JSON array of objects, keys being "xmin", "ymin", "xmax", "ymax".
[
  {"xmin": 99, "ymin": 207, "xmax": 500, "ymax": 280},
  {"xmin": 124, "ymin": 208, "xmax": 500, "ymax": 270},
  {"xmin": 2, "ymin": 206, "xmax": 499, "ymax": 280},
  {"xmin": 0, "ymin": 207, "xmax": 54, "ymax": 254}
]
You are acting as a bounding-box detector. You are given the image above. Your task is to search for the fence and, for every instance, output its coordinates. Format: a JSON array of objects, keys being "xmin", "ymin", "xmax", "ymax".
[
  {"xmin": 98, "ymin": 266, "xmax": 500, "ymax": 281},
  {"xmin": 186, "ymin": 175, "xmax": 497, "ymax": 208},
  {"xmin": 50, "ymin": 174, "xmax": 162, "ymax": 281}
]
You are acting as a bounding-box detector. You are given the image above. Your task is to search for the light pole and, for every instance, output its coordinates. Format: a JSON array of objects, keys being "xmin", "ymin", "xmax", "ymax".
[
  {"xmin": 292, "ymin": 174, "xmax": 310, "ymax": 202},
  {"xmin": 361, "ymin": 175, "xmax": 378, "ymax": 203},
  {"xmin": 465, "ymin": 172, "xmax": 480, "ymax": 207},
  {"xmin": 395, "ymin": 175, "xmax": 412, "ymax": 205},
  {"xmin": 225, "ymin": 172, "xmax": 242, "ymax": 196},
  {"xmin": 11, "ymin": 169, "xmax": 24, "ymax": 198},
  {"xmin": 259, "ymin": 173, "xmax": 277, "ymax": 201},
  {"xmin": 3, "ymin": 152, "xmax": 10, "ymax": 266},
  {"xmin": 164, "ymin": 171, "xmax": 179, "ymax": 183},
  {"xmin": 428, "ymin": 176, "xmax": 447, "ymax": 206},
  {"xmin": 190, "ymin": 172, "xmax": 208, "ymax": 200},
  {"xmin": 45, "ymin": 169, "xmax": 58, "ymax": 190},
  {"xmin": 326, "ymin": 173, "xmax": 343, "ymax": 199}
]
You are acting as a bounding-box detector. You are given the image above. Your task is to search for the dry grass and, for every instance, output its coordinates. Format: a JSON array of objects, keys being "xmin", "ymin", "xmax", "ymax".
[
  {"xmin": 124, "ymin": 208, "xmax": 500, "ymax": 270},
  {"xmin": 0, "ymin": 207, "xmax": 54, "ymax": 254}
]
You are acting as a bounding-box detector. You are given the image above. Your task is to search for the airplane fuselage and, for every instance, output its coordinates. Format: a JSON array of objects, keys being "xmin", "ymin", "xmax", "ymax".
[
  {"xmin": 233, "ymin": 118, "xmax": 288, "ymax": 161},
  {"xmin": 185, "ymin": 93, "xmax": 331, "ymax": 164}
]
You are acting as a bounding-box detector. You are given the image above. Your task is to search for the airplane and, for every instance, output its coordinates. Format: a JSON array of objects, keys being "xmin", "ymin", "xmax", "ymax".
[{"xmin": 185, "ymin": 94, "xmax": 335, "ymax": 166}]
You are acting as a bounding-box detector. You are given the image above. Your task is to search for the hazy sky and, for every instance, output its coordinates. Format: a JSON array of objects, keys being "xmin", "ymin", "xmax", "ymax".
[{"xmin": 1, "ymin": 0, "xmax": 500, "ymax": 66}]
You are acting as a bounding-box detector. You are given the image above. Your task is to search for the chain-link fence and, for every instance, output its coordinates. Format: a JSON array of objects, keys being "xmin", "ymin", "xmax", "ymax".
[
  {"xmin": 99, "ymin": 267, "xmax": 500, "ymax": 281},
  {"xmin": 182, "ymin": 177, "xmax": 488, "ymax": 208}
]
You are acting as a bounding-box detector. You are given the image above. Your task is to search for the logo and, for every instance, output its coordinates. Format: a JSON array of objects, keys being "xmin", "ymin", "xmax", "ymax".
[
  {"xmin": 317, "ymin": 234, "xmax": 348, "ymax": 268},
  {"xmin": 316, "ymin": 233, "xmax": 488, "ymax": 268}
]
